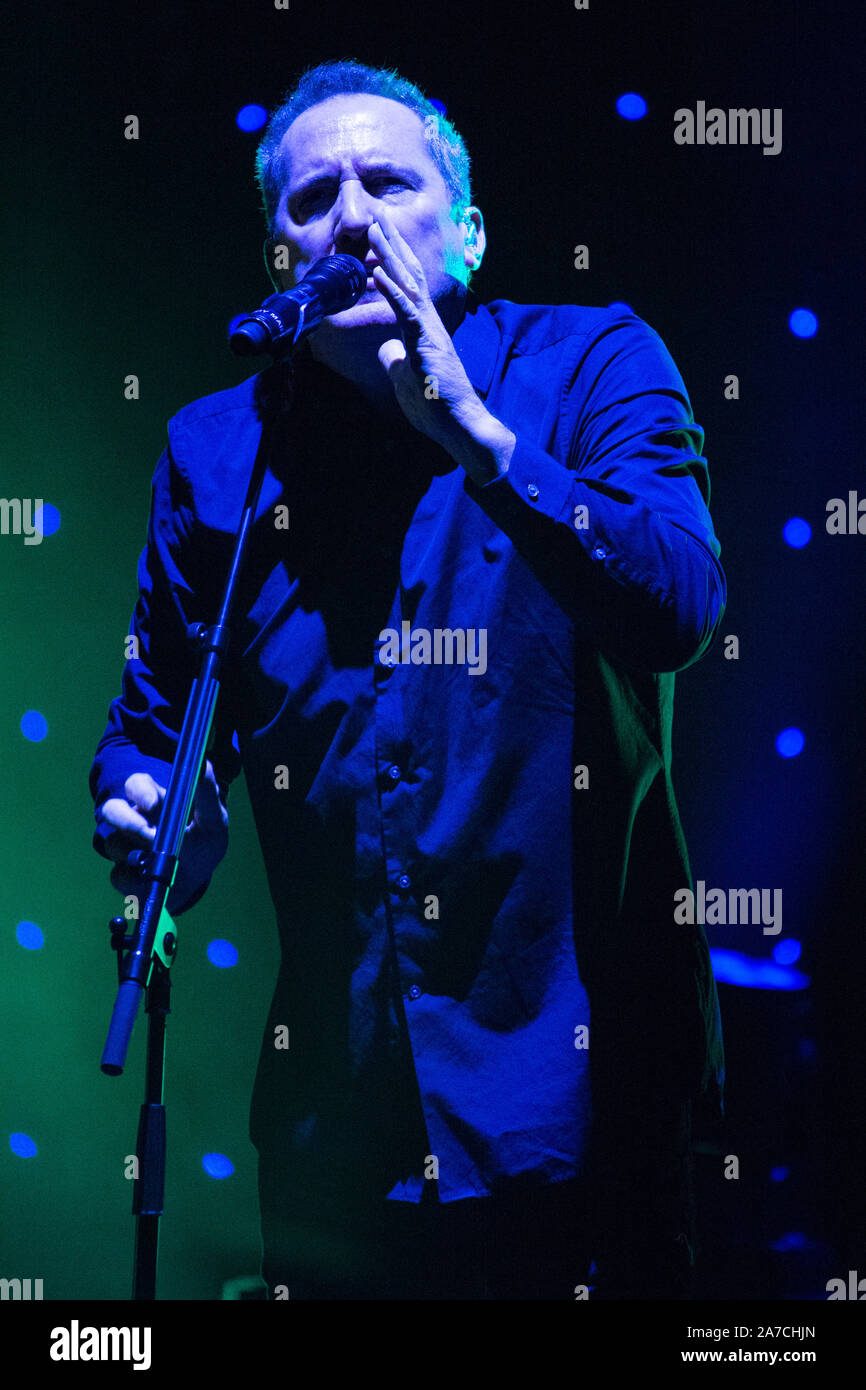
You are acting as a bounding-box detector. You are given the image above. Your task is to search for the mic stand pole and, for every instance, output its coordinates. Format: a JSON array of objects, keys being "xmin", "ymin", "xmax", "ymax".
[{"xmin": 100, "ymin": 356, "xmax": 293, "ymax": 1301}]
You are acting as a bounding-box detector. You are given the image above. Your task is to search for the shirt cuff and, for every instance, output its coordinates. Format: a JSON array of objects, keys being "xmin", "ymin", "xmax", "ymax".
[{"xmin": 478, "ymin": 433, "xmax": 576, "ymax": 525}]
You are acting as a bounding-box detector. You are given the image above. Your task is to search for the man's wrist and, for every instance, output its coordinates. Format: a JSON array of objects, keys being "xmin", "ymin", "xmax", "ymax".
[{"xmin": 449, "ymin": 402, "xmax": 517, "ymax": 486}]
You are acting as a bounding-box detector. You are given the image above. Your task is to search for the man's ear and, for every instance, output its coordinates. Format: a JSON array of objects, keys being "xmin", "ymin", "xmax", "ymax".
[{"xmin": 459, "ymin": 206, "xmax": 486, "ymax": 275}]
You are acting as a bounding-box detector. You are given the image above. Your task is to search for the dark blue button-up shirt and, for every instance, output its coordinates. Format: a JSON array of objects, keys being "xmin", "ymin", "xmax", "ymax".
[{"xmin": 90, "ymin": 295, "xmax": 725, "ymax": 1205}]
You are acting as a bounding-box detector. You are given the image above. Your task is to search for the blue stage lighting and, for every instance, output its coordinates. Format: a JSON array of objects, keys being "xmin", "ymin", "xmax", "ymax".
[
  {"xmin": 21, "ymin": 711, "xmax": 48, "ymax": 742},
  {"xmin": 16, "ymin": 921, "xmax": 44, "ymax": 950},
  {"xmin": 207, "ymin": 939, "xmax": 238, "ymax": 968},
  {"xmin": 202, "ymin": 1152, "xmax": 234, "ymax": 1179},
  {"xmin": 768, "ymin": 1231, "xmax": 812, "ymax": 1252},
  {"xmin": 236, "ymin": 104, "xmax": 267, "ymax": 133},
  {"xmin": 776, "ymin": 727, "xmax": 805, "ymax": 758},
  {"xmin": 788, "ymin": 308, "xmax": 818, "ymax": 338},
  {"xmin": 770, "ymin": 1166, "xmax": 790, "ymax": 1182},
  {"xmin": 783, "ymin": 517, "xmax": 811, "ymax": 548},
  {"xmin": 607, "ymin": 301, "xmax": 634, "ymax": 314},
  {"xmin": 10, "ymin": 1133, "xmax": 38, "ymax": 1157},
  {"xmin": 711, "ymin": 949, "xmax": 809, "ymax": 991},
  {"xmin": 33, "ymin": 503, "xmax": 60, "ymax": 536},
  {"xmin": 773, "ymin": 939, "xmax": 801, "ymax": 966},
  {"xmin": 616, "ymin": 93, "xmax": 647, "ymax": 121}
]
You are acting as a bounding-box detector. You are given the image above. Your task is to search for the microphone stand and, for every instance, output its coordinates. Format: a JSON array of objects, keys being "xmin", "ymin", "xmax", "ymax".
[{"xmin": 100, "ymin": 354, "xmax": 294, "ymax": 1301}]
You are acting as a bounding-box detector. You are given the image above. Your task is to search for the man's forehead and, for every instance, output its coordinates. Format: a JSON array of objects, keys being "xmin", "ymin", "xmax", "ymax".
[{"xmin": 280, "ymin": 94, "xmax": 432, "ymax": 177}]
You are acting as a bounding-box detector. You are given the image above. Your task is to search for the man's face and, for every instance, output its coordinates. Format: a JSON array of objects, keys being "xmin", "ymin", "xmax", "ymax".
[{"xmin": 270, "ymin": 93, "xmax": 479, "ymax": 331}]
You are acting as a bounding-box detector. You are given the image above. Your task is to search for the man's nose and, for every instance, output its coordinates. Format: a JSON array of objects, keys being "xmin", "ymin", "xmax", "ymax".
[{"xmin": 331, "ymin": 179, "xmax": 377, "ymax": 249}]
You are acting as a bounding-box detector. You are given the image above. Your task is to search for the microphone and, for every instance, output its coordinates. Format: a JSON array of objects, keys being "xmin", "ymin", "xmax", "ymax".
[{"xmin": 229, "ymin": 254, "xmax": 367, "ymax": 357}]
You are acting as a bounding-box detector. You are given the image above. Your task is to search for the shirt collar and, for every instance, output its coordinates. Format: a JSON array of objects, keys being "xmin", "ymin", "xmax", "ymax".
[{"xmin": 452, "ymin": 294, "xmax": 500, "ymax": 398}]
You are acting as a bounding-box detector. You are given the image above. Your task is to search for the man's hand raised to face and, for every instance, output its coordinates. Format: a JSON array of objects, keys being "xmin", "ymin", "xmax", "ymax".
[
  {"xmin": 369, "ymin": 211, "xmax": 516, "ymax": 487},
  {"xmin": 97, "ymin": 760, "xmax": 229, "ymax": 915}
]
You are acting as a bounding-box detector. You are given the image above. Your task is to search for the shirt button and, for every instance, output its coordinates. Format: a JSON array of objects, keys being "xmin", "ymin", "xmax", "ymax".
[
  {"xmin": 591, "ymin": 545, "xmax": 607, "ymax": 560},
  {"xmin": 387, "ymin": 764, "xmax": 402, "ymax": 782},
  {"xmin": 397, "ymin": 873, "xmax": 412, "ymax": 890},
  {"xmin": 408, "ymin": 985, "xmax": 422, "ymax": 1000},
  {"xmin": 527, "ymin": 482, "xmax": 539, "ymax": 500}
]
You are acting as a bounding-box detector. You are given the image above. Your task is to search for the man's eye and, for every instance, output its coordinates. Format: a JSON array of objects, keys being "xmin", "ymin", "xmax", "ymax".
[
  {"xmin": 292, "ymin": 187, "xmax": 334, "ymax": 219},
  {"xmin": 300, "ymin": 191, "xmax": 331, "ymax": 213}
]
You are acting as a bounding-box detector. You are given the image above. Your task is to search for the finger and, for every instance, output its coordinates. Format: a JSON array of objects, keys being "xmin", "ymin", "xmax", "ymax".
[
  {"xmin": 372, "ymin": 265, "xmax": 422, "ymax": 339},
  {"xmin": 99, "ymin": 796, "xmax": 158, "ymax": 847},
  {"xmin": 376, "ymin": 211, "xmax": 425, "ymax": 280},
  {"xmin": 123, "ymin": 772, "xmax": 166, "ymax": 816},
  {"xmin": 191, "ymin": 760, "xmax": 229, "ymax": 834},
  {"xmin": 102, "ymin": 827, "xmax": 154, "ymax": 866},
  {"xmin": 373, "ymin": 269, "xmax": 424, "ymax": 367},
  {"xmin": 369, "ymin": 222, "xmax": 420, "ymax": 300},
  {"xmin": 378, "ymin": 337, "xmax": 408, "ymax": 373}
]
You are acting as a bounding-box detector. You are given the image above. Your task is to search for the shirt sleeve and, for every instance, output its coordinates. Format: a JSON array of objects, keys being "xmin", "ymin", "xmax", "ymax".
[
  {"xmin": 88, "ymin": 444, "xmax": 242, "ymax": 886},
  {"xmin": 469, "ymin": 312, "xmax": 726, "ymax": 672}
]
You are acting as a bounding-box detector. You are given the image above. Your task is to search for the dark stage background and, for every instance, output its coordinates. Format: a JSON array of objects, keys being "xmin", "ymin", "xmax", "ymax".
[{"xmin": 1, "ymin": 0, "xmax": 863, "ymax": 1303}]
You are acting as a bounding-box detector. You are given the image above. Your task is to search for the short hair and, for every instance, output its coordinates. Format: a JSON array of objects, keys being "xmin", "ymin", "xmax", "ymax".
[{"xmin": 255, "ymin": 59, "xmax": 472, "ymax": 235}]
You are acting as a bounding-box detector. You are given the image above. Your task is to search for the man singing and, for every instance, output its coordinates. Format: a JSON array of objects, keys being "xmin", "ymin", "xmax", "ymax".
[{"xmin": 90, "ymin": 60, "xmax": 725, "ymax": 1300}]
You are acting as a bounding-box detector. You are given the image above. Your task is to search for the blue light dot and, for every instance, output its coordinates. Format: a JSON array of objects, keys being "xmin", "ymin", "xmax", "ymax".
[
  {"xmin": 710, "ymin": 949, "xmax": 809, "ymax": 992},
  {"xmin": 21, "ymin": 710, "xmax": 48, "ymax": 741},
  {"xmin": 202, "ymin": 1152, "xmax": 234, "ymax": 1179},
  {"xmin": 769, "ymin": 1231, "xmax": 811, "ymax": 1252},
  {"xmin": 776, "ymin": 727, "xmax": 805, "ymax": 758},
  {"xmin": 607, "ymin": 300, "xmax": 633, "ymax": 314},
  {"xmin": 236, "ymin": 104, "xmax": 267, "ymax": 133},
  {"xmin": 770, "ymin": 1165, "xmax": 789, "ymax": 1183},
  {"xmin": 16, "ymin": 921, "xmax": 44, "ymax": 950},
  {"xmin": 33, "ymin": 503, "xmax": 61, "ymax": 537},
  {"xmin": 773, "ymin": 938, "xmax": 801, "ymax": 966},
  {"xmin": 207, "ymin": 939, "xmax": 238, "ymax": 968},
  {"xmin": 789, "ymin": 308, "xmax": 818, "ymax": 338},
  {"xmin": 616, "ymin": 92, "xmax": 647, "ymax": 121},
  {"xmin": 10, "ymin": 1133, "xmax": 38, "ymax": 1158},
  {"xmin": 783, "ymin": 517, "xmax": 811, "ymax": 548},
  {"xmin": 429, "ymin": 99, "xmax": 447, "ymax": 117}
]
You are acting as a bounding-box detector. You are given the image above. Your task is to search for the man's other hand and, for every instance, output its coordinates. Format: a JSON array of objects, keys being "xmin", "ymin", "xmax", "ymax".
[
  {"xmin": 97, "ymin": 760, "xmax": 229, "ymax": 912},
  {"xmin": 369, "ymin": 212, "xmax": 515, "ymax": 485}
]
